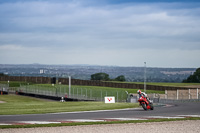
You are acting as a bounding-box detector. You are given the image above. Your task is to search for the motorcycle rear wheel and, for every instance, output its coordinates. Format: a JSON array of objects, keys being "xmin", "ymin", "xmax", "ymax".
[{"xmin": 150, "ymin": 103, "xmax": 154, "ymax": 110}]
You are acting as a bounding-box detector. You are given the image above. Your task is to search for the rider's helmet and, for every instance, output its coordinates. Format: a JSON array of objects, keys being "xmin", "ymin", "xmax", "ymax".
[{"xmin": 137, "ymin": 90, "xmax": 141, "ymax": 94}]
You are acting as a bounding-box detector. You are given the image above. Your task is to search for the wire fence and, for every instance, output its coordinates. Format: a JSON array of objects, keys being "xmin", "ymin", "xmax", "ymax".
[
  {"xmin": 3, "ymin": 83, "xmax": 199, "ymax": 103},
  {"xmin": 0, "ymin": 84, "xmax": 9, "ymax": 92},
  {"xmin": 17, "ymin": 84, "xmax": 128, "ymax": 102}
]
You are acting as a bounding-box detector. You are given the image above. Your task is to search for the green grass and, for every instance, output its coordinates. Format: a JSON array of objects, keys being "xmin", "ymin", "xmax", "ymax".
[
  {"xmin": 70, "ymin": 85, "xmax": 164, "ymax": 94},
  {"xmin": 106, "ymin": 81, "xmax": 200, "ymax": 87},
  {"xmin": 0, "ymin": 81, "xmax": 173, "ymax": 94},
  {"xmin": 26, "ymin": 84, "xmax": 165, "ymax": 94},
  {"xmin": 0, "ymin": 117, "xmax": 200, "ymax": 129},
  {"xmin": 0, "ymin": 81, "xmax": 33, "ymax": 87},
  {"xmin": 0, "ymin": 95, "xmax": 138, "ymax": 115},
  {"xmin": 130, "ymin": 82, "xmax": 200, "ymax": 87}
]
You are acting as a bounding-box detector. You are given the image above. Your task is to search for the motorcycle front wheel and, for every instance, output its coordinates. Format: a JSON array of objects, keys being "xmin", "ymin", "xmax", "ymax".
[{"xmin": 141, "ymin": 103, "xmax": 147, "ymax": 110}]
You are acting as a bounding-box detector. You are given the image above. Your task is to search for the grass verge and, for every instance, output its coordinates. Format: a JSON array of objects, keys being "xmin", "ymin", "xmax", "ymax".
[
  {"xmin": 130, "ymin": 82, "xmax": 200, "ymax": 87},
  {"xmin": 0, "ymin": 95, "xmax": 138, "ymax": 115},
  {"xmin": 0, "ymin": 117, "xmax": 200, "ymax": 129}
]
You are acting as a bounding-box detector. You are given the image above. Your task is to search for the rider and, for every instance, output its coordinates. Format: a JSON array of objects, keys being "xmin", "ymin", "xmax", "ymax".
[{"xmin": 137, "ymin": 90, "xmax": 151, "ymax": 103}]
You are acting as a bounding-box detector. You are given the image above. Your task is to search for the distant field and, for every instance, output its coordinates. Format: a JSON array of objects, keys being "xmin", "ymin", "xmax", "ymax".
[
  {"xmin": 1, "ymin": 81, "xmax": 200, "ymax": 87},
  {"xmin": 106, "ymin": 81, "xmax": 200, "ymax": 87},
  {"xmin": 20, "ymin": 84, "xmax": 165, "ymax": 94},
  {"xmin": 5, "ymin": 81, "xmax": 200, "ymax": 94},
  {"xmin": 0, "ymin": 81, "xmax": 29, "ymax": 87},
  {"xmin": 2, "ymin": 81, "xmax": 200, "ymax": 95},
  {"xmin": 70, "ymin": 85, "xmax": 165, "ymax": 94},
  {"xmin": 0, "ymin": 95, "xmax": 138, "ymax": 115},
  {"xmin": 130, "ymin": 82, "xmax": 200, "ymax": 87},
  {"xmin": 0, "ymin": 81, "xmax": 165, "ymax": 94}
]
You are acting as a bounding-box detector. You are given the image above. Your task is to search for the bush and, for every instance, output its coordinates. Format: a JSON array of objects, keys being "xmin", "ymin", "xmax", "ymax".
[
  {"xmin": 114, "ymin": 75, "xmax": 126, "ymax": 82},
  {"xmin": 91, "ymin": 73, "xmax": 110, "ymax": 81}
]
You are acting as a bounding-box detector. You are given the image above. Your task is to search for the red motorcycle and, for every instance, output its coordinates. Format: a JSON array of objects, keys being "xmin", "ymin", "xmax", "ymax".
[{"xmin": 138, "ymin": 96, "xmax": 154, "ymax": 110}]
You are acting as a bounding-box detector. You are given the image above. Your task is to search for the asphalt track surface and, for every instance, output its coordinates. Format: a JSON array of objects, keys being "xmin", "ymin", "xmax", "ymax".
[{"xmin": 0, "ymin": 102, "xmax": 200, "ymax": 123}]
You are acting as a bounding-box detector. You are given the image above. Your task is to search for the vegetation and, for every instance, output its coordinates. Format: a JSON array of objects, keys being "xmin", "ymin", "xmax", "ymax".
[
  {"xmin": 114, "ymin": 75, "xmax": 126, "ymax": 82},
  {"xmin": 68, "ymin": 85, "xmax": 164, "ymax": 94},
  {"xmin": 1, "ymin": 64, "xmax": 196, "ymax": 82},
  {"xmin": 91, "ymin": 73, "xmax": 110, "ymax": 81},
  {"xmin": 0, "ymin": 73, "xmax": 5, "ymax": 76},
  {"xmin": 22, "ymin": 84, "xmax": 165, "ymax": 94},
  {"xmin": 131, "ymin": 82, "xmax": 200, "ymax": 87},
  {"xmin": 0, "ymin": 95, "xmax": 138, "ymax": 115},
  {"xmin": 91, "ymin": 73, "xmax": 126, "ymax": 82},
  {"xmin": 183, "ymin": 67, "xmax": 200, "ymax": 83},
  {"xmin": 0, "ymin": 81, "xmax": 32, "ymax": 87}
]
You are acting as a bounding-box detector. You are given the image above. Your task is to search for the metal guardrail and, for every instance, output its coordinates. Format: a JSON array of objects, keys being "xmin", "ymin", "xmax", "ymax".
[
  {"xmin": 2, "ymin": 83, "xmax": 199, "ymax": 103},
  {"xmin": 17, "ymin": 85, "xmax": 127, "ymax": 102},
  {"xmin": 128, "ymin": 93, "xmax": 200, "ymax": 103},
  {"xmin": 0, "ymin": 84, "xmax": 9, "ymax": 92}
]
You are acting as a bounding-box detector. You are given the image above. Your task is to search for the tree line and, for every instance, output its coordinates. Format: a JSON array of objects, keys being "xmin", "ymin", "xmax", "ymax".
[
  {"xmin": 91, "ymin": 73, "xmax": 126, "ymax": 82},
  {"xmin": 182, "ymin": 67, "xmax": 200, "ymax": 83}
]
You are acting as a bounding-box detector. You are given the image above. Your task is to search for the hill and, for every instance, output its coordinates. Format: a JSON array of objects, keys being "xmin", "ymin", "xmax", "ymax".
[{"xmin": 0, "ymin": 64, "xmax": 196, "ymax": 83}]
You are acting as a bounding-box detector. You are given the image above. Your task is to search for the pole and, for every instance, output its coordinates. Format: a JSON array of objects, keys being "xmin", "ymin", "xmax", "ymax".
[
  {"xmin": 69, "ymin": 76, "xmax": 71, "ymax": 97},
  {"xmin": 8, "ymin": 80, "xmax": 9, "ymax": 94},
  {"xmin": 144, "ymin": 62, "xmax": 146, "ymax": 93}
]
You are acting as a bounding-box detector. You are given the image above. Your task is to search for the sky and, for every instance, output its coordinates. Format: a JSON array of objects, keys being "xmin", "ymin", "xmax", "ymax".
[{"xmin": 0, "ymin": 0, "xmax": 200, "ymax": 68}]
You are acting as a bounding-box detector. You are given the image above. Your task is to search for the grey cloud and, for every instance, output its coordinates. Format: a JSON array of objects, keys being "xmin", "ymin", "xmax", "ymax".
[{"xmin": 0, "ymin": 1, "xmax": 200, "ymax": 67}]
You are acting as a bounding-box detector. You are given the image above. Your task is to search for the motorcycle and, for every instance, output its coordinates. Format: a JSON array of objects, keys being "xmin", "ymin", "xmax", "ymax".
[{"xmin": 138, "ymin": 95, "xmax": 154, "ymax": 110}]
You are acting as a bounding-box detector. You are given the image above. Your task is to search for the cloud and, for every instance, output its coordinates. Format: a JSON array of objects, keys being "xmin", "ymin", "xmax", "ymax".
[{"xmin": 0, "ymin": 1, "xmax": 200, "ymax": 67}]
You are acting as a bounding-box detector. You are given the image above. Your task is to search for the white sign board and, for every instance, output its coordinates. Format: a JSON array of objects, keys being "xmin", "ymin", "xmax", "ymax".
[{"xmin": 105, "ymin": 97, "xmax": 115, "ymax": 103}]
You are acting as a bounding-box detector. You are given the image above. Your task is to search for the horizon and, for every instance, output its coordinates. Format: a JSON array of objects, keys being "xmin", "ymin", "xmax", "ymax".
[
  {"xmin": 0, "ymin": 63, "xmax": 197, "ymax": 69},
  {"xmin": 0, "ymin": 0, "xmax": 200, "ymax": 68}
]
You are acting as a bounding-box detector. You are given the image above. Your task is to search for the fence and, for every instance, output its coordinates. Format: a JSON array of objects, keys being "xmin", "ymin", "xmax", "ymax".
[
  {"xmin": 17, "ymin": 85, "xmax": 128, "ymax": 102},
  {"xmin": 165, "ymin": 88, "xmax": 199, "ymax": 100},
  {"xmin": 0, "ymin": 84, "xmax": 9, "ymax": 94},
  {"xmin": 129, "ymin": 91, "xmax": 200, "ymax": 103},
  {"xmin": 1, "ymin": 82, "xmax": 200, "ymax": 103},
  {"xmin": 2, "ymin": 75, "xmax": 196, "ymax": 91}
]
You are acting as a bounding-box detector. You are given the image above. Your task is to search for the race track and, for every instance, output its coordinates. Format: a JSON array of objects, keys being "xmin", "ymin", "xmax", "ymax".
[{"xmin": 0, "ymin": 102, "xmax": 200, "ymax": 124}]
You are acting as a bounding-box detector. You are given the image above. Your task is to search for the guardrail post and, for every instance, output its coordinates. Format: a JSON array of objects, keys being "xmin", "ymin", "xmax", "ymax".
[
  {"xmin": 189, "ymin": 89, "xmax": 191, "ymax": 99},
  {"xmin": 90, "ymin": 89, "xmax": 92, "ymax": 100},
  {"xmin": 77, "ymin": 88, "xmax": 78, "ymax": 99},
  {"xmin": 101, "ymin": 90, "xmax": 102, "ymax": 101},
  {"xmin": 69, "ymin": 76, "xmax": 71, "ymax": 97},
  {"xmin": 165, "ymin": 89, "xmax": 167, "ymax": 99},
  {"xmin": 177, "ymin": 89, "xmax": 179, "ymax": 100},
  {"xmin": 117, "ymin": 91, "xmax": 118, "ymax": 102},
  {"xmin": 81, "ymin": 88, "xmax": 82, "ymax": 97},
  {"xmin": 86, "ymin": 88, "xmax": 87, "ymax": 99}
]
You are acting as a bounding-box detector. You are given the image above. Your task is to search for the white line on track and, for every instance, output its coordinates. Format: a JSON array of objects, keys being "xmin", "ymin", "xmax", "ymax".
[
  {"xmin": 0, "ymin": 123, "xmax": 12, "ymax": 125},
  {"xmin": 177, "ymin": 115, "xmax": 200, "ymax": 117},
  {"xmin": 64, "ymin": 119, "xmax": 105, "ymax": 122},
  {"xmin": 0, "ymin": 108, "xmax": 142, "ymax": 117},
  {"xmin": 104, "ymin": 118, "xmax": 148, "ymax": 120},
  {"xmin": 17, "ymin": 121, "xmax": 61, "ymax": 124},
  {"xmin": 1, "ymin": 115, "xmax": 200, "ymax": 125},
  {"xmin": 48, "ymin": 108, "xmax": 141, "ymax": 115},
  {"xmin": 146, "ymin": 116, "xmax": 185, "ymax": 119}
]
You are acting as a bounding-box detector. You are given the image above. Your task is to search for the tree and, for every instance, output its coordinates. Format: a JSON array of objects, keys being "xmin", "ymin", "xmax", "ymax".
[
  {"xmin": 0, "ymin": 73, "xmax": 5, "ymax": 76},
  {"xmin": 91, "ymin": 73, "xmax": 110, "ymax": 81},
  {"xmin": 182, "ymin": 68, "xmax": 200, "ymax": 83},
  {"xmin": 114, "ymin": 75, "xmax": 126, "ymax": 82}
]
